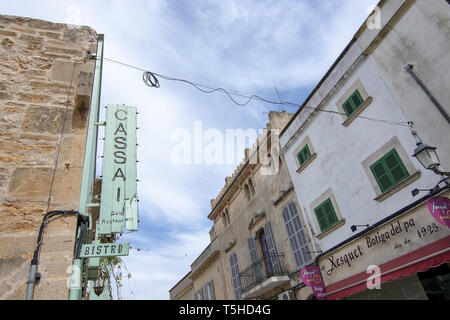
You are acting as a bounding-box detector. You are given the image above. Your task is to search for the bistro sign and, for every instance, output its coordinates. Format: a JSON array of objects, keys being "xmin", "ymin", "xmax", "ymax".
[{"xmin": 80, "ymin": 242, "xmax": 130, "ymax": 258}]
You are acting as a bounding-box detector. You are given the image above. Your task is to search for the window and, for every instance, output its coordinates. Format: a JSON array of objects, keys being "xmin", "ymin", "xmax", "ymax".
[
  {"xmin": 297, "ymin": 144, "xmax": 312, "ymax": 167},
  {"xmin": 342, "ymin": 89, "xmax": 364, "ymax": 116},
  {"xmin": 314, "ymin": 198, "xmax": 339, "ymax": 232},
  {"xmin": 204, "ymin": 281, "xmax": 216, "ymax": 300},
  {"xmin": 222, "ymin": 208, "xmax": 231, "ymax": 227},
  {"xmin": 248, "ymin": 178, "xmax": 256, "ymax": 196},
  {"xmin": 209, "ymin": 226, "xmax": 216, "ymax": 241},
  {"xmin": 336, "ymin": 79, "xmax": 373, "ymax": 127},
  {"xmin": 282, "ymin": 202, "xmax": 312, "ymax": 269},
  {"xmin": 194, "ymin": 288, "xmax": 204, "ymax": 300},
  {"xmin": 370, "ymin": 148, "xmax": 410, "ymax": 193},
  {"xmin": 229, "ymin": 253, "xmax": 243, "ymax": 300},
  {"xmin": 293, "ymin": 136, "xmax": 317, "ymax": 173},
  {"xmin": 244, "ymin": 184, "xmax": 250, "ymax": 200}
]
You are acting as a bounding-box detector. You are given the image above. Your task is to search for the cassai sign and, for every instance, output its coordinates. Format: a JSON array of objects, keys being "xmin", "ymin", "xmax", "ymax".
[{"xmin": 98, "ymin": 104, "xmax": 138, "ymax": 235}]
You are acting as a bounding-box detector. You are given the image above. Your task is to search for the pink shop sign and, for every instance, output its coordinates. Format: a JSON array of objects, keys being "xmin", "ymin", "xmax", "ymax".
[
  {"xmin": 427, "ymin": 197, "xmax": 450, "ymax": 228},
  {"xmin": 300, "ymin": 265, "xmax": 326, "ymax": 300}
]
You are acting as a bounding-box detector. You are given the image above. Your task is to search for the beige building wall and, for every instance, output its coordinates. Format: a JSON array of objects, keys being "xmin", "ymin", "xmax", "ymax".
[
  {"xmin": 191, "ymin": 256, "xmax": 225, "ymax": 300},
  {"xmin": 169, "ymin": 272, "xmax": 194, "ymax": 300},
  {"xmin": 0, "ymin": 15, "xmax": 97, "ymax": 300},
  {"xmin": 171, "ymin": 112, "xmax": 317, "ymax": 300}
]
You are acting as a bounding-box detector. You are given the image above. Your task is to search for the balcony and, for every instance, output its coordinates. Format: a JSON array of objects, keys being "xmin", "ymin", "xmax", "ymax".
[{"xmin": 239, "ymin": 253, "xmax": 290, "ymax": 299}]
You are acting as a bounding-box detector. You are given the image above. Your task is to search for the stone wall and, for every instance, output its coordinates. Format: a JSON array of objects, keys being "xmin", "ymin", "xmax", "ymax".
[{"xmin": 0, "ymin": 15, "xmax": 97, "ymax": 300}]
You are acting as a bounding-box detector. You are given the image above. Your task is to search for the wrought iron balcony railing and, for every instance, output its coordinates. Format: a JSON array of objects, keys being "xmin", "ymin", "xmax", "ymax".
[{"xmin": 239, "ymin": 253, "xmax": 288, "ymax": 292}]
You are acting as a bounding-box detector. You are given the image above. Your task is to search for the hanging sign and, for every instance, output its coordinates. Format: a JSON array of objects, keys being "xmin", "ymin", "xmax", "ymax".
[
  {"xmin": 98, "ymin": 104, "xmax": 139, "ymax": 235},
  {"xmin": 427, "ymin": 197, "xmax": 450, "ymax": 228},
  {"xmin": 80, "ymin": 242, "xmax": 130, "ymax": 258},
  {"xmin": 300, "ymin": 265, "xmax": 326, "ymax": 300}
]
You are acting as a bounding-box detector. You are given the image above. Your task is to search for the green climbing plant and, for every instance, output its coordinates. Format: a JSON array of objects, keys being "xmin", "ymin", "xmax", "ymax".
[{"xmin": 98, "ymin": 255, "xmax": 132, "ymax": 300}]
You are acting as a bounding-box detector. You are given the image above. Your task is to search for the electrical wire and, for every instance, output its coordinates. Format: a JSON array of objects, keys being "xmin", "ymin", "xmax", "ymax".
[
  {"xmin": 26, "ymin": 210, "xmax": 89, "ymax": 300},
  {"xmin": 94, "ymin": 56, "xmax": 411, "ymax": 128}
]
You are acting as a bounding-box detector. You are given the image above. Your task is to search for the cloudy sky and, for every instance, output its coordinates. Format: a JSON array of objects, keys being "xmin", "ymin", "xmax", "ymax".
[{"xmin": 0, "ymin": 0, "xmax": 377, "ymax": 299}]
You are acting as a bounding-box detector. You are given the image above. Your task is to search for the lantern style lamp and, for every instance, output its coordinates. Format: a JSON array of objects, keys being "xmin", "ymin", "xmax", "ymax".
[{"xmin": 412, "ymin": 142, "xmax": 440, "ymax": 171}]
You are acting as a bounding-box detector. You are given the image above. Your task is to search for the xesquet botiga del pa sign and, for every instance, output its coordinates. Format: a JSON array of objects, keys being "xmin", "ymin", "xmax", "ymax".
[{"xmin": 317, "ymin": 194, "xmax": 450, "ymax": 289}]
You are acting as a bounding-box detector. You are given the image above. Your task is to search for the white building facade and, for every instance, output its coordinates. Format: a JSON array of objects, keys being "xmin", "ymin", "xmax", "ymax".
[{"xmin": 280, "ymin": 0, "xmax": 450, "ymax": 300}]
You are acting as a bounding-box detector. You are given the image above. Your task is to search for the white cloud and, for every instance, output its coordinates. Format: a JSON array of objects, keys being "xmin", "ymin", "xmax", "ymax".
[{"xmin": 118, "ymin": 228, "xmax": 211, "ymax": 300}]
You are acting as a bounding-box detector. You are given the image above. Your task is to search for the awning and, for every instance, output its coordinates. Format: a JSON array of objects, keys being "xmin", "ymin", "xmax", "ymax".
[{"xmin": 325, "ymin": 236, "xmax": 450, "ymax": 300}]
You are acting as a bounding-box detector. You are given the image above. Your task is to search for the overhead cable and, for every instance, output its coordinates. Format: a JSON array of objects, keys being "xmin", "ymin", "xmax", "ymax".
[{"xmin": 97, "ymin": 57, "xmax": 410, "ymax": 127}]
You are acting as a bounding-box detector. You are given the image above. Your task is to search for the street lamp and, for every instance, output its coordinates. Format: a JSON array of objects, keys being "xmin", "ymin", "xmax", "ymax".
[
  {"xmin": 412, "ymin": 142, "xmax": 449, "ymax": 177},
  {"xmin": 412, "ymin": 142, "xmax": 440, "ymax": 171}
]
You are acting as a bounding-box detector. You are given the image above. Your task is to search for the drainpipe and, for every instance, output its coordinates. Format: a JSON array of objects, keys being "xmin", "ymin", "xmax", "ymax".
[
  {"xmin": 404, "ymin": 64, "xmax": 450, "ymax": 125},
  {"xmin": 68, "ymin": 34, "xmax": 104, "ymax": 300}
]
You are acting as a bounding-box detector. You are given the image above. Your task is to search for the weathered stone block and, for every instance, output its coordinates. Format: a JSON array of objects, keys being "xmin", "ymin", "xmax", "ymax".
[
  {"xmin": 63, "ymin": 28, "xmax": 79, "ymax": 43},
  {"xmin": 34, "ymin": 278, "xmax": 69, "ymax": 300},
  {"xmin": 1, "ymin": 38, "xmax": 14, "ymax": 47},
  {"xmin": 50, "ymin": 168, "xmax": 83, "ymax": 204},
  {"xmin": 0, "ymin": 167, "xmax": 10, "ymax": 189},
  {"xmin": 58, "ymin": 136, "xmax": 86, "ymax": 168},
  {"xmin": 18, "ymin": 133, "xmax": 58, "ymax": 143},
  {"xmin": 21, "ymin": 106, "xmax": 65, "ymax": 134},
  {"xmin": 0, "ymin": 138, "xmax": 57, "ymax": 166},
  {"xmin": 39, "ymin": 31, "xmax": 60, "ymax": 40},
  {"xmin": 18, "ymin": 34, "xmax": 43, "ymax": 43},
  {"xmin": 51, "ymin": 60, "xmax": 76, "ymax": 83},
  {"xmin": 18, "ymin": 93, "xmax": 49, "ymax": 104},
  {"xmin": 0, "ymin": 105, "xmax": 24, "ymax": 130},
  {"xmin": 20, "ymin": 69, "xmax": 46, "ymax": 77},
  {"xmin": 0, "ymin": 30, "xmax": 17, "ymax": 37},
  {"xmin": 0, "ymin": 233, "xmax": 39, "ymax": 257},
  {"xmin": 44, "ymin": 46, "xmax": 82, "ymax": 57},
  {"xmin": 39, "ymin": 253, "xmax": 74, "ymax": 278},
  {"xmin": 0, "ymin": 92, "xmax": 10, "ymax": 100},
  {"xmin": 27, "ymin": 19, "xmax": 64, "ymax": 32},
  {"xmin": 0, "ymin": 256, "xmax": 27, "ymax": 279},
  {"xmin": 7, "ymin": 167, "xmax": 52, "ymax": 199},
  {"xmin": 10, "ymin": 26, "xmax": 36, "ymax": 34},
  {"xmin": 77, "ymin": 71, "xmax": 93, "ymax": 97}
]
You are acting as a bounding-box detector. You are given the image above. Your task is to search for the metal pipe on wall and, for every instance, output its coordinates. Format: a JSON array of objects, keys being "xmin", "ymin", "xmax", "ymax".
[
  {"xmin": 68, "ymin": 34, "xmax": 104, "ymax": 300},
  {"xmin": 404, "ymin": 64, "xmax": 450, "ymax": 125}
]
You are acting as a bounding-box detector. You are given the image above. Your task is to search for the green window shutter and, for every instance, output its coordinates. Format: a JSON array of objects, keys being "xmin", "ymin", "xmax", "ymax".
[
  {"xmin": 370, "ymin": 149, "xmax": 409, "ymax": 193},
  {"xmin": 371, "ymin": 162, "xmax": 393, "ymax": 192},
  {"xmin": 314, "ymin": 198, "xmax": 338, "ymax": 232},
  {"xmin": 342, "ymin": 90, "xmax": 364, "ymax": 117},
  {"xmin": 385, "ymin": 151, "xmax": 408, "ymax": 182},
  {"xmin": 314, "ymin": 206, "xmax": 327, "ymax": 231},
  {"xmin": 352, "ymin": 90, "xmax": 364, "ymax": 107},
  {"xmin": 343, "ymin": 101, "xmax": 354, "ymax": 116},
  {"xmin": 323, "ymin": 199, "xmax": 338, "ymax": 226},
  {"xmin": 297, "ymin": 151, "xmax": 305, "ymax": 165},
  {"xmin": 297, "ymin": 145, "xmax": 311, "ymax": 166}
]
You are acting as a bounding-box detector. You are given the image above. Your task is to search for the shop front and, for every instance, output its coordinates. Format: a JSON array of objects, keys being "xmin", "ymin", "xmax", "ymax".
[{"xmin": 317, "ymin": 189, "xmax": 450, "ymax": 300}]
